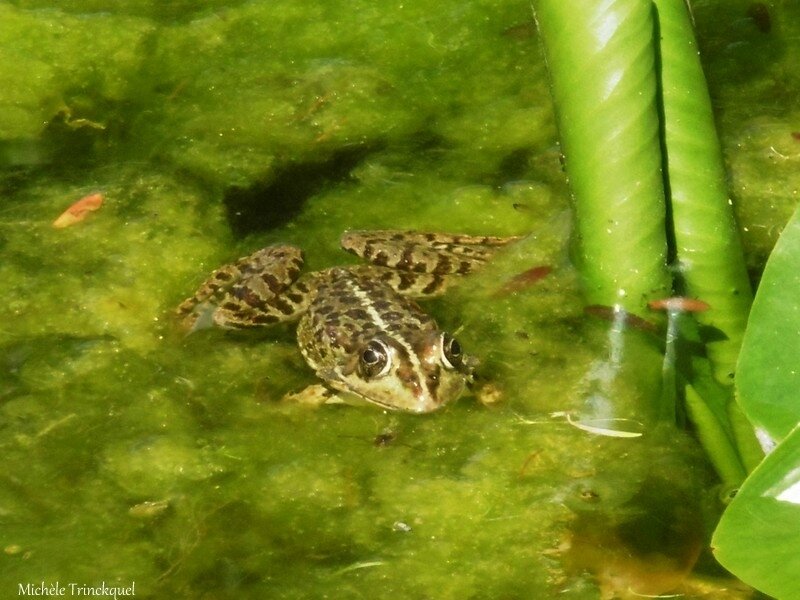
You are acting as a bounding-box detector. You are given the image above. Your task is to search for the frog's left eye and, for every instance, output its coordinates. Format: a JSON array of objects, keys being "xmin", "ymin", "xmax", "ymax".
[
  {"xmin": 359, "ymin": 340, "xmax": 392, "ymax": 379},
  {"xmin": 440, "ymin": 333, "xmax": 463, "ymax": 370}
]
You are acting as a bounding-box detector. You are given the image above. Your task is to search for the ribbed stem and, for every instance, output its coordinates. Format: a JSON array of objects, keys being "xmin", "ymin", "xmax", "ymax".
[
  {"xmin": 533, "ymin": 0, "xmax": 672, "ymax": 313},
  {"xmin": 655, "ymin": 0, "xmax": 753, "ymax": 385}
]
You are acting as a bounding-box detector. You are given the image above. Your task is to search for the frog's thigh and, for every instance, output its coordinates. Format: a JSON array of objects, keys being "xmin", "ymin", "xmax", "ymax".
[
  {"xmin": 178, "ymin": 245, "xmax": 306, "ymax": 330},
  {"xmin": 340, "ymin": 230, "xmax": 520, "ymax": 276},
  {"xmin": 283, "ymin": 384, "xmax": 345, "ymax": 407}
]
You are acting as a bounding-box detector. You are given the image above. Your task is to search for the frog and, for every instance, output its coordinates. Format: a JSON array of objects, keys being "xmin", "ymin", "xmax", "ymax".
[{"xmin": 177, "ymin": 230, "xmax": 519, "ymax": 413}]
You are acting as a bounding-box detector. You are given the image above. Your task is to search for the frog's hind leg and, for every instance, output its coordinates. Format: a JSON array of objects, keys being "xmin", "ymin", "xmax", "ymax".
[
  {"xmin": 176, "ymin": 245, "xmax": 313, "ymax": 331},
  {"xmin": 340, "ymin": 230, "xmax": 521, "ymax": 297},
  {"xmin": 341, "ymin": 230, "xmax": 520, "ymax": 274}
]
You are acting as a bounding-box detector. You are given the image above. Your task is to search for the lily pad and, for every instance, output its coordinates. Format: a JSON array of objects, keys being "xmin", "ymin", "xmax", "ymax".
[
  {"xmin": 713, "ymin": 204, "xmax": 800, "ymax": 598},
  {"xmin": 737, "ymin": 205, "xmax": 800, "ymax": 442},
  {"xmin": 713, "ymin": 424, "xmax": 800, "ymax": 600}
]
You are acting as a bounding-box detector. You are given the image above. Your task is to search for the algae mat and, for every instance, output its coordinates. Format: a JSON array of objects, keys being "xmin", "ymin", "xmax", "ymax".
[{"xmin": 1, "ymin": 1, "xmax": 799, "ymax": 598}]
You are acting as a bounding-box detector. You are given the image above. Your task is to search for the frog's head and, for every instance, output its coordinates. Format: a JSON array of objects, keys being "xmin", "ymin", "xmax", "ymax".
[{"xmin": 333, "ymin": 330, "xmax": 475, "ymax": 413}]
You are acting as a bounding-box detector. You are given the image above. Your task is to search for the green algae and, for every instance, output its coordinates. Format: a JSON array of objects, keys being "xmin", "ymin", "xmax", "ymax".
[
  {"xmin": 692, "ymin": 0, "xmax": 800, "ymax": 270},
  {"xmin": 0, "ymin": 0, "xmax": 797, "ymax": 598}
]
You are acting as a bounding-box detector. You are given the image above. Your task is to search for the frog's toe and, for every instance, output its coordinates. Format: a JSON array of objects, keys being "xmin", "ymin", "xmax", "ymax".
[{"xmin": 283, "ymin": 384, "xmax": 340, "ymax": 407}]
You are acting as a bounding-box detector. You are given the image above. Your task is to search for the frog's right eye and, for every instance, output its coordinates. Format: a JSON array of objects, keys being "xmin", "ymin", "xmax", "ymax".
[
  {"xmin": 359, "ymin": 340, "xmax": 392, "ymax": 379},
  {"xmin": 440, "ymin": 333, "xmax": 463, "ymax": 370}
]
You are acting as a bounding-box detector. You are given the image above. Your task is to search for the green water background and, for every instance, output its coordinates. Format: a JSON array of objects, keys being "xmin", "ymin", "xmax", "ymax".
[{"xmin": 1, "ymin": 0, "xmax": 798, "ymax": 597}]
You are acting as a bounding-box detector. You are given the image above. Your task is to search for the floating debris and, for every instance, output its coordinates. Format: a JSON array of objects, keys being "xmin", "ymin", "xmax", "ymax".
[
  {"xmin": 495, "ymin": 265, "xmax": 552, "ymax": 296},
  {"xmin": 584, "ymin": 305, "xmax": 659, "ymax": 333},
  {"xmin": 333, "ymin": 560, "xmax": 385, "ymax": 576},
  {"xmin": 373, "ymin": 431, "xmax": 397, "ymax": 447},
  {"xmin": 553, "ymin": 411, "xmax": 644, "ymax": 438},
  {"xmin": 392, "ymin": 521, "xmax": 412, "ymax": 533},
  {"xmin": 513, "ymin": 410, "xmax": 643, "ymax": 438},
  {"xmin": 129, "ymin": 499, "xmax": 171, "ymax": 519},
  {"xmin": 52, "ymin": 192, "xmax": 104, "ymax": 229},
  {"xmin": 647, "ymin": 297, "xmax": 710, "ymax": 313}
]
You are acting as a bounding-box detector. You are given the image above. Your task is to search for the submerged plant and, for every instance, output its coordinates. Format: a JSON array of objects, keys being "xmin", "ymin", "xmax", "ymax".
[{"xmin": 532, "ymin": 0, "xmax": 796, "ymax": 597}]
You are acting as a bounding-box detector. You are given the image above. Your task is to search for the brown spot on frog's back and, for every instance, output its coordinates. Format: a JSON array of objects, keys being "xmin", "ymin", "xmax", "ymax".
[
  {"xmin": 345, "ymin": 308, "xmax": 370, "ymax": 321},
  {"xmin": 252, "ymin": 314, "xmax": 280, "ymax": 325}
]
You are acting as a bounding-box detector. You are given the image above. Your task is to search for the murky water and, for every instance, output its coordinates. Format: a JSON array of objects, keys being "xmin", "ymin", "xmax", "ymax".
[{"xmin": 1, "ymin": 1, "xmax": 798, "ymax": 598}]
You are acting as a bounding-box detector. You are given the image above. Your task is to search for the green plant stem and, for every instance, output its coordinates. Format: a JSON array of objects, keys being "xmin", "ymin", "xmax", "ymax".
[
  {"xmin": 655, "ymin": 0, "xmax": 762, "ymax": 475},
  {"xmin": 533, "ymin": 0, "xmax": 675, "ymax": 428},
  {"xmin": 533, "ymin": 0, "xmax": 761, "ymax": 481},
  {"xmin": 532, "ymin": 0, "xmax": 672, "ymax": 314},
  {"xmin": 654, "ymin": 0, "xmax": 753, "ymax": 385},
  {"xmin": 670, "ymin": 311, "xmax": 752, "ymax": 483},
  {"xmin": 684, "ymin": 383, "xmax": 746, "ymax": 486}
]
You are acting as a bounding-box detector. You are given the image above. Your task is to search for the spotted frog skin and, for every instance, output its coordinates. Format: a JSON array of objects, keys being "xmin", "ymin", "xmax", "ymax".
[{"xmin": 177, "ymin": 231, "xmax": 518, "ymax": 413}]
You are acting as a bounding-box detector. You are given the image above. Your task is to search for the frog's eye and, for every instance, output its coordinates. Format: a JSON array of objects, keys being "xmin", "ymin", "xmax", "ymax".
[
  {"xmin": 359, "ymin": 340, "xmax": 392, "ymax": 379},
  {"xmin": 440, "ymin": 333, "xmax": 463, "ymax": 370}
]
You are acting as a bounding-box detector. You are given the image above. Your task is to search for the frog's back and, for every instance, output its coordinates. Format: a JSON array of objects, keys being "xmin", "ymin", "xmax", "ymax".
[
  {"xmin": 295, "ymin": 267, "xmax": 472, "ymax": 413},
  {"xmin": 297, "ymin": 267, "xmax": 436, "ymax": 369}
]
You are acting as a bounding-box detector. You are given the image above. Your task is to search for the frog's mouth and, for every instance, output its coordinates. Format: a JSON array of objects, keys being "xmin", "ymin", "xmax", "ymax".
[
  {"xmin": 329, "ymin": 382, "xmax": 449, "ymax": 414},
  {"xmin": 343, "ymin": 390, "xmax": 404, "ymax": 411},
  {"xmin": 325, "ymin": 342, "xmax": 467, "ymax": 413}
]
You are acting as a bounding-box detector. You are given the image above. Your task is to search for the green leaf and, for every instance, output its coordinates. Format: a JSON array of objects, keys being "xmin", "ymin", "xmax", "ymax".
[
  {"xmin": 737, "ymin": 205, "xmax": 800, "ymax": 442},
  {"xmin": 715, "ymin": 204, "xmax": 800, "ymax": 597},
  {"xmin": 712, "ymin": 424, "xmax": 800, "ymax": 600}
]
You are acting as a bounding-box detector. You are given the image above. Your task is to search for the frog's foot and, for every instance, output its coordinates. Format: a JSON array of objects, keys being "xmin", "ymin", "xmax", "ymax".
[
  {"xmin": 177, "ymin": 245, "xmax": 312, "ymax": 331},
  {"xmin": 282, "ymin": 384, "xmax": 345, "ymax": 407}
]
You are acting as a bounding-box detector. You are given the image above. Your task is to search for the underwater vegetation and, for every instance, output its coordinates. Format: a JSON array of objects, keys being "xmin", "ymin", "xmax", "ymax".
[{"xmin": 1, "ymin": 0, "xmax": 799, "ymax": 598}]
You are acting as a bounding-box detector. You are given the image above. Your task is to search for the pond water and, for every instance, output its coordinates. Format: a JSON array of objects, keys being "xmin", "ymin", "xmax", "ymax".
[{"xmin": 1, "ymin": 1, "xmax": 798, "ymax": 598}]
